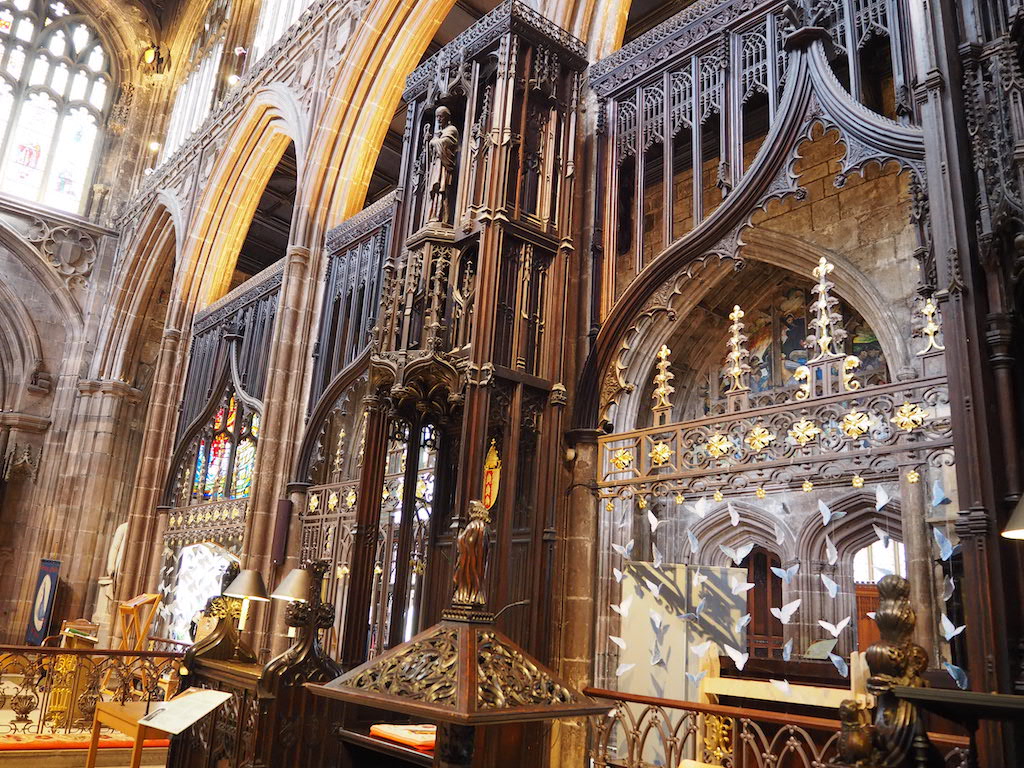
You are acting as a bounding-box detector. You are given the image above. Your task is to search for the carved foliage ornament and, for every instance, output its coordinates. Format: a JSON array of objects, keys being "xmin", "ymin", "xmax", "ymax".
[
  {"xmin": 476, "ymin": 631, "xmax": 573, "ymax": 709},
  {"xmin": 27, "ymin": 219, "xmax": 97, "ymax": 289}
]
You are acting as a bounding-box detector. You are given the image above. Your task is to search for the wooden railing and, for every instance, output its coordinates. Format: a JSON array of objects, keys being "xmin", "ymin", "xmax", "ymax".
[
  {"xmin": 585, "ymin": 687, "xmax": 971, "ymax": 768},
  {"xmin": 0, "ymin": 645, "xmax": 182, "ymax": 735}
]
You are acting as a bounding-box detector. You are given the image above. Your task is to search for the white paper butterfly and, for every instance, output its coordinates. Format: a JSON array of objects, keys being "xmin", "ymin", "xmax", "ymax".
[
  {"xmin": 648, "ymin": 510, "xmax": 666, "ymax": 534},
  {"xmin": 770, "ymin": 563, "xmax": 799, "ymax": 584},
  {"xmin": 728, "ymin": 503, "xmax": 740, "ymax": 527},
  {"xmin": 611, "ymin": 539, "xmax": 634, "ymax": 559},
  {"xmin": 825, "ymin": 534, "xmax": 838, "ymax": 566},
  {"xmin": 615, "ymin": 663, "xmax": 635, "ymax": 677},
  {"xmin": 818, "ymin": 617, "xmax": 851, "ymax": 637},
  {"xmin": 820, "ymin": 573, "xmax": 840, "ymax": 599},
  {"xmin": 611, "ymin": 596, "xmax": 633, "ymax": 617},
  {"xmin": 608, "ymin": 635, "xmax": 626, "ymax": 650},
  {"xmin": 729, "ymin": 575, "xmax": 755, "ymax": 596},
  {"xmin": 735, "ymin": 613, "xmax": 752, "ymax": 632},
  {"xmin": 724, "ymin": 643, "xmax": 749, "ymax": 671},
  {"xmin": 940, "ymin": 614, "xmax": 966, "ymax": 641},
  {"xmin": 770, "ymin": 599, "xmax": 801, "ymax": 624},
  {"xmin": 719, "ymin": 542, "xmax": 754, "ymax": 565}
]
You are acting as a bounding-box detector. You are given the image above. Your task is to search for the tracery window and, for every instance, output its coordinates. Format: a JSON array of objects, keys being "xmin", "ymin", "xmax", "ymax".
[
  {"xmin": 161, "ymin": 0, "xmax": 229, "ymax": 159},
  {"xmin": 250, "ymin": 0, "xmax": 313, "ymax": 62},
  {"xmin": 175, "ymin": 391, "xmax": 261, "ymax": 506},
  {"xmin": 0, "ymin": 0, "xmax": 112, "ymax": 213}
]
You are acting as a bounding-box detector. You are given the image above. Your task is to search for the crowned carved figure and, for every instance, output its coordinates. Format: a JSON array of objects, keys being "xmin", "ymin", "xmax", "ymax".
[
  {"xmin": 451, "ymin": 500, "xmax": 490, "ymax": 609},
  {"xmin": 426, "ymin": 105, "xmax": 460, "ymax": 226}
]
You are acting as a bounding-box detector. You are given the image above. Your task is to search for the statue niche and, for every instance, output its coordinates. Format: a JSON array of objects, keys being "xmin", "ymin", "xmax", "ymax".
[{"xmin": 425, "ymin": 105, "xmax": 460, "ymax": 227}]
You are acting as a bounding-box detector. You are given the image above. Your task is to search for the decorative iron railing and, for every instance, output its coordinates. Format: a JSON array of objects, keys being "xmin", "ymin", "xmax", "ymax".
[
  {"xmin": 586, "ymin": 687, "xmax": 971, "ymax": 768},
  {"xmin": 0, "ymin": 646, "xmax": 182, "ymax": 735}
]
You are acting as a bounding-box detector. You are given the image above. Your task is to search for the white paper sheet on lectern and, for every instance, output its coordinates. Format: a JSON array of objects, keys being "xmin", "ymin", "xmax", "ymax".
[{"xmin": 137, "ymin": 689, "xmax": 233, "ymax": 734}]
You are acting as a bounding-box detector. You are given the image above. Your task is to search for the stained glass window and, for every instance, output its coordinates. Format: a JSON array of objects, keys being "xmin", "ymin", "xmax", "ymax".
[
  {"xmin": 179, "ymin": 390, "xmax": 261, "ymax": 506},
  {"xmin": 232, "ymin": 438, "xmax": 256, "ymax": 497},
  {"xmin": 0, "ymin": 0, "xmax": 112, "ymax": 214}
]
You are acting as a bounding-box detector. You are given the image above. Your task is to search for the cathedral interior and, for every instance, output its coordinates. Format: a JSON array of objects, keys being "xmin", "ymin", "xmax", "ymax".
[{"xmin": 1, "ymin": 0, "xmax": 1024, "ymax": 765}]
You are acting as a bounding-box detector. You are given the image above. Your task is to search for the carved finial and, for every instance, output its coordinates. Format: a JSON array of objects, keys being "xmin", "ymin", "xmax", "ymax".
[
  {"xmin": 916, "ymin": 296, "xmax": 945, "ymax": 355},
  {"xmin": 446, "ymin": 501, "xmax": 492, "ymax": 620},
  {"xmin": 726, "ymin": 305, "xmax": 751, "ymax": 393},
  {"xmin": 651, "ymin": 345, "xmax": 675, "ymax": 425},
  {"xmin": 807, "ymin": 257, "xmax": 847, "ymax": 361}
]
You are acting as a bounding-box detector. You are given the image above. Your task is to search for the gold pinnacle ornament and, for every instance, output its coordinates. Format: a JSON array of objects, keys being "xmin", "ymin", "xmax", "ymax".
[{"xmin": 726, "ymin": 305, "xmax": 751, "ymax": 392}]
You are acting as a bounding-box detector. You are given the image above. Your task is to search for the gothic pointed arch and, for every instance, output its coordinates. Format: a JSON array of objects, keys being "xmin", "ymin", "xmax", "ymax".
[{"xmin": 575, "ymin": 35, "xmax": 926, "ymax": 430}]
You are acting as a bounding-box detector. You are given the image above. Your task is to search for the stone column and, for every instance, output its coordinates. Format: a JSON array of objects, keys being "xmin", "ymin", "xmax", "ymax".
[
  {"xmin": 242, "ymin": 245, "xmax": 320, "ymax": 657},
  {"xmin": 119, "ymin": 327, "xmax": 184, "ymax": 604},
  {"xmin": 900, "ymin": 471, "xmax": 936, "ymax": 657},
  {"xmin": 550, "ymin": 430, "xmax": 600, "ymax": 767}
]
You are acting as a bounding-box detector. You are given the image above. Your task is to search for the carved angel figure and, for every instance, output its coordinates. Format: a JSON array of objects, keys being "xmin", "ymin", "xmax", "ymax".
[{"xmin": 426, "ymin": 106, "xmax": 460, "ymax": 225}]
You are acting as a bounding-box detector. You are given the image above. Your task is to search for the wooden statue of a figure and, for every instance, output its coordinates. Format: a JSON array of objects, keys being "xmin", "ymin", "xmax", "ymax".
[
  {"xmin": 452, "ymin": 500, "xmax": 489, "ymax": 607},
  {"xmin": 426, "ymin": 105, "xmax": 459, "ymax": 226}
]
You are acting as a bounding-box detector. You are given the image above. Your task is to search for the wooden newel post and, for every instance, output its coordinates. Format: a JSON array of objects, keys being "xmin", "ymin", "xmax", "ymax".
[
  {"xmin": 307, "ymin": 499, "xmax": 609, "ymax": 763},
  {"xmin": 832, "ymin": 575, "xmax": 943, "ymax": 768}
]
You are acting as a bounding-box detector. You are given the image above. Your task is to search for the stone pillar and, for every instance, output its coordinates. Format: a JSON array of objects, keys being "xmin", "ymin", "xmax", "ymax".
[
  {"xmin": 900, "ymin": 472, "xmax": 936, "ymax": 657},
  {"xmin": 119, "ymin": 327, "xmax": 184, "ymax": 604},
  {"xmin": 241, "ymin": 245, "xmax": 316, "ymax": 658},
  {"xmin": 550, "ymin": 430, "xmax": 600, "ymax": 767}
]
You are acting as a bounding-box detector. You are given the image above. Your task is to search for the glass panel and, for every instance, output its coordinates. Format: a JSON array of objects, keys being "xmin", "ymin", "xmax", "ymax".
[
  {"xmin": 15, "ymin": 17, "xmax": 33, "ymax": 41},
  {"xmin": 43, "ymin": 106, "xmax": 96, "ymax": 211},
  {"xmin": 47, "ymin": 29, "xmax": 64, "ymax": 56},
  {"xmin": 68, "ymin": 68, "xmax": 86, "ymax": 99},
  {"xmin": 2, "ymin": 91, "xmax": 57, "ymax": 200},
  {"xmin": 232, "ymin": 437, "xmax": 256, "ymax": 498},
  {"xmin": 28, "ymin": 53, "xmax": 46, "ymax": 84},
  {"xmin": 50, "ymin": 60, "xmax": 67, "ymax": 93},
  {"xmin": 88, "ymin": 76, "xmax": 105, "ymax": 108},
  {"xmin": 226, "ymin": 396, "xmax": 237, "ymax": 433},
  {"xmin": 203, "ymin": 432, "xmax": 231, "ymax": 501},
  {"xmin": 14, "ymin": 0, "xmax": 30, "ymax": 10},
  {"xmin": 0, "ymin": 80, "xmax": 13, "ymax": 148},
  {"xmin": 6, "ymin": 44, "xmax": 25, "ymax": 78},
  {"xmin": 86, "ymin": 45, "xmax": 102, "ymax": 72},
  {"xmin": 70, "ymin": 24, "xmax": 87, "ymax": 54},
  {"xmin": 0, "ymin": 10, "xmax": 13, "ymax": 35},
  {"xmin": 191, "ymin": 438, "xmax": 207, "ymax": 501},
  {"xmin": 49, "ymin": 2, "xmax": 71, "ymax": 19}
]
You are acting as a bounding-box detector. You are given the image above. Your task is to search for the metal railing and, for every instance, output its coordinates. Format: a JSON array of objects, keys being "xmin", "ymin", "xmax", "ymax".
[
  {"xmin": 586, "ymin": 687, "xmax": 971, "ymax": 768},
  {"xmin": 0, "ymin": 645, "xmax": 182, "ymax": 735}
]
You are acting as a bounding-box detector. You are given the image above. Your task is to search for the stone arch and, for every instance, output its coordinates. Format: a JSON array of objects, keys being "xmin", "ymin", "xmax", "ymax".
[
  {"xmin": 0, "ymin": 282, "xmax": 44, "ymax": 412},
  {"xmin": 691, "ymin": 500, "xmax": 785, "ymax": 568},
  {"xmin": 605, "ymin": 234, "xmax": 908, "ymax": 431},
  {"xmin": 0, "ymin": 219, "xmax": 84, "ymax": 336},
  {"xmin": 795, "ymin": 488, "xmax": 904, "ymax": 568},
  {"xmin": 93, "ymin": 198, "xmax": 180, "ymax": 382},
  {"xmin": 171, "ymin": 91, "xmax": 306, "ymax": 318},
  {"xmin": 293, "ymin": 0, "xmax": 461, "ymax": 243}
]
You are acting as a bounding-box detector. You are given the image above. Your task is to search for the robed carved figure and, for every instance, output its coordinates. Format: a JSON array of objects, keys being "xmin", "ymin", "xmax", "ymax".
[
  {"xmin": 452, "ymin": 500, "xmax": 489, "ymax": 607},
  {"xmin": 426, "ymin": 105, "xmax": 460, "ymax": 225}
]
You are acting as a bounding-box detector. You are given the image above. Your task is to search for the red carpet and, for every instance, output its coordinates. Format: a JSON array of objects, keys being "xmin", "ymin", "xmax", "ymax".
[{"xmin": 0, "ymin": 733, "xmax": 169, "ymax": 750}]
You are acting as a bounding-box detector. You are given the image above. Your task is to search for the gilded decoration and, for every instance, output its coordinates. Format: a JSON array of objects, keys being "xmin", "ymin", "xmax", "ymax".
[
  {"xmin": 345, "ymin": 626, "xmax": 459, "ymax": 707},
  {"xmin": 917, "ymin": 296, "xmax": 945, "ymax": 354},
  {"xmin": 726, "ymin": 305, "xmax": 751, "ymax": 393},
  {"xmin": 652, "ymin": 345, "xmax": 676, "ymax": 409},
  {"xmin": 788, "ymin": 418, "xmax": 822, "ymax": 446},
  {"xmin": 892, "ymin": 402, "xmax": 926, "ymax": 433},
  {"xmin": 706, "ymin": 433, "xmax": 731, "ymax": 458},
  {"xmin": 841, "ymin": 410, "xmax": 871, "ymax": 438},
  {"xmin": 744, "ymin": 425, "xmax": 776, "ymax": 453},
  {"xmin": 611, "ymin": 448, "xmax": 634, "ymax": 470},
  {"xmin": 807, "ymin": 257, "xmax": 846, "ymax": 362},
  {"xmin": 476, "ymin": 631, "xmax": 574, "ymax": 710},
  {"xmin": 649, "ymin": 442, "xmax": 674, "ymax": 466},
  {"xmin": 794, "ymin": 365, "xmax": 812, "ymax": 400},
  {"xmin": 842, "ymin": 355, "xmax": 862, "ymax": 391},
  {"xmin": 702, "ymin": 713, "xmax": 734, "ymax": 764}
]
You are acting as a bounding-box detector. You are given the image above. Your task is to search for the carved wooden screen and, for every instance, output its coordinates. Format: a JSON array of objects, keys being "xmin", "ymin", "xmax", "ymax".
[
  {"xmin": 310, "ymin": 192, "xmax": 394, "ymax": 405},
  {"xmin": 590, "ymin": 0, "xmax": 913, "ymax": 303}
]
